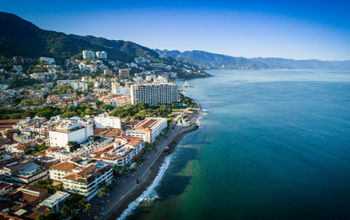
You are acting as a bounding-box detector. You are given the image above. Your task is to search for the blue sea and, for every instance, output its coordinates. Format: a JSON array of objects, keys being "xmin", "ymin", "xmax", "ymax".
[{"xmin": 124, "ymin": 69, "xmax": 350, "ymax": 220}]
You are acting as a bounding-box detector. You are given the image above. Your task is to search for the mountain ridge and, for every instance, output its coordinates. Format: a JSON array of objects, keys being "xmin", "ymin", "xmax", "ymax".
[
  {"xmin": 155, "ymin": 49, "xmax": 350, "ymax": 70},
  {"xmin": 0, "ymin": 12, "xmax": 160, "ymax": 63}
]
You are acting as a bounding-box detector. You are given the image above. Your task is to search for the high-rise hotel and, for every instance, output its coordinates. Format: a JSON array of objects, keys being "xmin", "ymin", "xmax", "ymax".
[{"xmin": 130, "ymin": 83, "xmax": 178, "ymax": 106}]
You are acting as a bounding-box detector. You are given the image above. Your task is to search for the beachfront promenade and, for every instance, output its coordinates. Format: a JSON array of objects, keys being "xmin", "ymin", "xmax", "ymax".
[{"xmin": 83, "ymin": 108, "xmax": 200, "ymax": 219}]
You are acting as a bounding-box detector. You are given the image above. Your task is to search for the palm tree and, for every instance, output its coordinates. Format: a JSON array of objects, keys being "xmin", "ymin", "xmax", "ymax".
[
  {"xmin": 98, "ymin": 188, "xmax": 106, "ymax": 198},
  {"xmin": 84, "ymin": 203, "xmax": 92, "ymax": 213}
]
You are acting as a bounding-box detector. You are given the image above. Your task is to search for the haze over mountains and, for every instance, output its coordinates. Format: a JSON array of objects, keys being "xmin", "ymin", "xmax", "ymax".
[
  {"xmin": 0, "ymin": 11, "xmax": 349, "ymax": 70},
  {"xmin": 155, "ymin": 49, "xmax": 350, "ymax": 70}
]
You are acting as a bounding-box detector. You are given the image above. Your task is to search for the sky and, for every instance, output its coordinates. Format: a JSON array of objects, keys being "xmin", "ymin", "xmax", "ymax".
[{"xmin": 1, "ymin": 0, "xmax": 350, "ymax": 60}]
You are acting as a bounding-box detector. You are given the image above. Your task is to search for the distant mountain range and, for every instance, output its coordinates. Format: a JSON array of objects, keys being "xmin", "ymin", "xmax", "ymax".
[
  {"xmin": 155, "ymin": 49, "xmax": 350, "ymax": 70},
  {"xmin": 1, "ymin": 11, "xmax": 349, "ymax": 71},
  {"xmin": 0, "ymin": 12, "xmax": 161, "ymax": 63}
]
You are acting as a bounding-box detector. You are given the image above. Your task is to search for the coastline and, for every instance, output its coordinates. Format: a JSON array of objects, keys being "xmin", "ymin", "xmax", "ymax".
[{"xmin": 93, "ymin": 106, "xmax": 202, "ymax": 220}]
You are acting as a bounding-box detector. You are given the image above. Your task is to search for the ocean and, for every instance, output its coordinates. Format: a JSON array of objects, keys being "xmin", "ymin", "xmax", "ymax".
[{"xmin": 123, "ymin": 69, "xmax": 350, "ymax": 220}]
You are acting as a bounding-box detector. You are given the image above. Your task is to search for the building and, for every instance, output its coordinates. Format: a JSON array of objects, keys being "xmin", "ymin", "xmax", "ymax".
[
  {"xmin": 82, "ymin": 50, "xmax": 96, "ymax": 59},
  {"xmin": 72, "ymin": 137, "xmax": 114, "ymax": 157},
  {"xmin": 49, "ymin": 118, "xmax": 94, "ymax": 151},
  {"xmin": 154, "ymin": 75, "xmax": 168, "ymax": 83},
  {"xmin": 103, "ymin": 96, "xmax": 131, "ymax": 108},
  {"xmin": 94, "ymin": 113, "xmax": 121, "ymax": 129},
  {"xmin": 96, "ymin": 51, "xmax": 107, "ymax": 59},
  {"xmin": 119, "ymin": 69, "xmax": 130, "ymax": 78},
  {"xmin": 46, "ymin": 147, "xmax": 72, "ymax": 161},
  {"xmin": 40, "ymin": 191, "xmax": 70, "ymax": 212},
  {"xmin": 71, "ymin": 81, "xmax": 88, "ymax": 90},
  {"xmin": 40, "ymin": 57, "xmax": 55, "ymax": 64},
  {"xmin": 0, "ymin": 181, "xmax": 14, "ymax": 196},
  {"xmin": 50, "ymin": 160, "xmax": 113, "ymax": 200},
  {"xmin": 130, "ymin": 83, "xmax": 178, "ymax": 106},
  {"xmin": 0, "ymin": 159, "xmax": 47, "ymax": 184},
  {"xmin": 126, "ymin": 117, "xmax": 167, "ymax": 143},
  {"xmin": 111, "ymin": 82, "xmax": 130, "ymax": 96},
  {"xmin": 57, "ymin": 80, "xmax": 88, "ymax": 90},
  {"xmin": 49, "ymin": 161, "xmax": 78, "ymax": 182},
  {"xmin": 13, "ymin": 65, "xmax": 23, "ymax": 72},
  {"xmin": 90, "ymin": 136, "xmax": 145, "ymax": 166}
]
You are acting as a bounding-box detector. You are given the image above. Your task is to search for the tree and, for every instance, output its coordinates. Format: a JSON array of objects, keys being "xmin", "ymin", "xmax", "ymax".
[
  {"xmin": 98, "ymin": 188, "xmax": 106, "ymax": 198},
  {"xmin": 84, "ymin": 203, "xmax": 92, "ymax": 213},
  {"xmin": 101, "ymin": 103, "xmax": 114, "ymax": 111},
  {"xmin": 35, "ymin": 212, "xmax": 61, "ymax": 220}
]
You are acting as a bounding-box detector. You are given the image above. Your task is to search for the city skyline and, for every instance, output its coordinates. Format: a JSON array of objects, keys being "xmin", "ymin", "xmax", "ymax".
[{"xmin": 1, "ymin": 0, "xmax": 350, "ymax": 61}]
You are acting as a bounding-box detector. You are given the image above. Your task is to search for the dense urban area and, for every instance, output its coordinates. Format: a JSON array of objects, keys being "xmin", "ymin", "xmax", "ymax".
[{"xmin": 0, "ymin": 50, "xmax": 205, "ymax": 220}]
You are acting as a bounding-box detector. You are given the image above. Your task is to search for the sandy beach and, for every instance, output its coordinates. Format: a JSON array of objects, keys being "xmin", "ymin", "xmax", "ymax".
[{"xmin": 81, "ymin": 108, "xmax": 201, "ymax": 220}]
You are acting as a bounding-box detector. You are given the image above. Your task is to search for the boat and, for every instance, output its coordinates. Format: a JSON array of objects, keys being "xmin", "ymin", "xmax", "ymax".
[{"xmin": 184, "ymin": 81, "xmax": 189, "ymax": 88}]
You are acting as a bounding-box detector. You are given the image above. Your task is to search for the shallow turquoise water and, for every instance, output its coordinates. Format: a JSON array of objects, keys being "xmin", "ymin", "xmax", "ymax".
[{"xmin": 127, "ymin": 69, "xmax": 350, "ymax": 220}]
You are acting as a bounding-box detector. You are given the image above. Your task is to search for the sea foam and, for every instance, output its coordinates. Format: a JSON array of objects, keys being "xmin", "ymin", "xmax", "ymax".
[{"xmin": 116, "ymin": 153, "xmax": 174, "ymax": 220}]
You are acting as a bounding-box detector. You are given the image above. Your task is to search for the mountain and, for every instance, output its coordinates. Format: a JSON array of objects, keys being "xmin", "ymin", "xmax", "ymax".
[
  {"xmin": 0, "ymin": 12, "xmax": 160, "ymax": 62},
  {"xmin": 155, "ymin": 49, "xmax": 350, "ymax": 70}
]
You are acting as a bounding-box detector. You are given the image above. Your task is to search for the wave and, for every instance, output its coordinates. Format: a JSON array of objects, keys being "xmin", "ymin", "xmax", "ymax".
[{"xmin": 116, "ymin": 153, "xmax": 174, "ymax": 220}]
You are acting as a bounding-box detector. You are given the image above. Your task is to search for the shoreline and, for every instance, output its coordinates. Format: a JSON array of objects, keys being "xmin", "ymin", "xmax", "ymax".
[
  {"xmin": 94, "ymin": 107, "xmax": 201, "ymax": 220},
  {"xmin": 106, "ymin": 124, "xmax": 199, "ymax": 220}
]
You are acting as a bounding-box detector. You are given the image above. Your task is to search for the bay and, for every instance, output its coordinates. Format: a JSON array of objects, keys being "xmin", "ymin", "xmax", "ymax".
[{"xmin": 126, "ymin": 69, "xmax": 350, "ymax": 220}]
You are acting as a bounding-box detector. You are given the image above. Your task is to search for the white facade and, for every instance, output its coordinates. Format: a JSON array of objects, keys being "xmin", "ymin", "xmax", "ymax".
[
  {"xmin": 82, "ymin": 50, "xmax": 96, "ymax": 59},
  {"xmin": 71, "ymin": 81, "xmax": 88, "ymax": 90},
  {"xmin": 90, "ymin": 137, "xmax": 145, "ymax": 167},
  {"xmin": 130, "ymin": 83, "xmax": 178, "ymax": 106},
  {"xmin": 94, "ymin": 113, "xmax": 121, "ymax": 129},
  {"xmin": 72, "ymin": 137, "xmax": 114, "ymax": 157},
  {"xmin": 40, "ymin": 191, "xmax": 70, "ymax": 212},
  {"xmin": 126, "ymin": 117, "xmax": 167, "ymax": 143},
  {"xmin": 61, "ymin": 163, "xmax": 113, "ymax": 201},
  {"xmin": 96, "ymin": 51, "xmax": 107, "ymax": 59},
  {"xmin": 40, "ymin": 57, "xmax": 55, "ymax": 64},
  {"xmin": 111, "ymin": 82, "xmax": 130, "ymax": 96},
  {"xmin": 49, "ymin": 119, "xmax": 94, "ymax": 151}
]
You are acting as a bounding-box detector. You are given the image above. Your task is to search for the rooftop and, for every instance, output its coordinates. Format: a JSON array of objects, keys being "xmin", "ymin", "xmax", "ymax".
[{"xmin": 39, "ymin": 191, "xmax": 70, "ymax": 208}]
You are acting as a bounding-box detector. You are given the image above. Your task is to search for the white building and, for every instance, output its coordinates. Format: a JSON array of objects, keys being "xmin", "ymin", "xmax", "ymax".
[
  {"xmin": 96, "ymin": 51, "xmax": 107, "ymax": 59},
  {"xmin": 13, "ymin": 65, "xmax": 23, "ymax": 72},
  {"xmin": 119, "ymin": 69, "xmax": 130, "ymax": 78},
  {"xmin": 46, "ymin": 147, "xmax": 72, "ymax": 161},
  {"xmin": 94, "ymin": 113, "xmax": 121, "ymax": 129},
  {"xmin": 82, "ymin": 50, "xmax": 96, "ymax": 59},
  {"xmin": 126, "ymin": 117, "xmax": 167, "ymax": 143},
  {"xmin": 40, "ymin": 191, "xmax": 70, "ymax": 212},
  {"xmin": 90, "ymin": 136, "xmax": 145, "ymax": 167},
  {"xmin": 111, "ymin": 82, "xmax": 130, "ymax": 96},
  {"xmin": 72, "ymin": 137, "xmax": 114, "ymax": 157},
  {"xmin": 154, "ymin": 75, "xmax": 168, "ymax": 83},
  {"xmin": 40, "ymin": 57, "xmax": 55, "ymax": 64},
  {"xmin": 50, "ymin": 161, "xmax": 113, "ymax": 200},
  {"xmin": 103, "ymin": 96, "xmax": 131, "ymax": 108},
  {"xmin": 49, "ymin": 118, "xmax": 94, "ymax": 151},
  {"xmin": 57, "ymin": 80, "xmax": 88, "ymax": 90},
  {"xmin": 71, "ymin": 81, "xmax": 88, "ymax": 90},
  {"xmin": 130, "ymin": 83, "xmax": 178, "ymax": 106}
]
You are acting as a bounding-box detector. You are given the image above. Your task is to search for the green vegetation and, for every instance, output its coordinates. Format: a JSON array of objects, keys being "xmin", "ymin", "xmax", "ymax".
[
  {"xmin": 179, "ymin": 94, "xmax": 195, "ymax": 108},
  {"xmin": 35, "ymin": 212, "xmax": 61, "ymax": 220},
  {"xmin": 0, "ymin": 12, "xmax": 160, "ymax": 63},
  {"xmin": 110, "ymin": 103, "xmax": 177, "ymax": 120},
  {"xmin": 24, "ymin": 144, "xmax": 49, "ymax": 155},
  {"xmin": 68, "ymin": 141, "xmax": 81, "ymax": 152},
  {"xmin": 10, "ymin": 77, "xmax": 36, "ymax": 88},
  {"xmin": 36, "ymin": 193, "xmax": 92, "ymax": 220},
  {"xmin": 0, "ymin": 104, "xmax": 98, "ymax": 120},
  {"xmin": 20, "ymin": 98, "xmax": 40, "ymax": 106},
  {"xmin": 101, "ymin": 103, "xmax": 114, "ymax": 111},
  {"xmin": 34, "ymin": 179, "xmax": 64, "ymax": 194}
]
